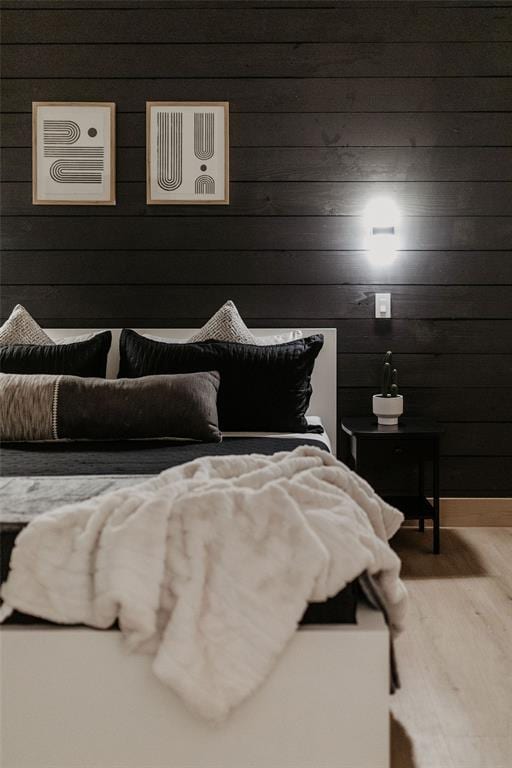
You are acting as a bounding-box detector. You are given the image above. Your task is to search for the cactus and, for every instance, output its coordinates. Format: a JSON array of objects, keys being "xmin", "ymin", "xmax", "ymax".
[
  {"xmin": 380, "ymin": 351, "xmax": 399, "ymax": 397},
  {"xmin": 381, "ymin": 351, "xmax": 392, "ymax": 396},
  {"xmin": 391, "ymin": 367, "xmax": 398, "ymax": 396}
]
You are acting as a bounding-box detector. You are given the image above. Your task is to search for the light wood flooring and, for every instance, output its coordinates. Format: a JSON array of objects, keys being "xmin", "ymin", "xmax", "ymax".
[{"xmin": 390, "ymin": 527, "xmax": 512, "ymax": 768}]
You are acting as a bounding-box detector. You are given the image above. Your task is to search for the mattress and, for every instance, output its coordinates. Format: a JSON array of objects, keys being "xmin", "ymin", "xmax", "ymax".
[{"xmin": 0, "ymin": 426, "xmax": 358, "ymax": 626}]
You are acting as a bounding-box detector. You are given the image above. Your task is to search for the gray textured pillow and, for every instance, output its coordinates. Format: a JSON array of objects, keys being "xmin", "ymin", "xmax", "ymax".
[
  {"xmin": 151, "ymin": 299, "xmax": 303, "ymax": 345},
  {"xmin": 0, "ymin": 305, "xmax": 55, "ymax": 345},
  {"xmin": 0, "ymin": 371, "xmax": 221, "ymax": 443},
  {"xmin": 189, "ymin": 300, "xmax": 256, "ymax": 343}
]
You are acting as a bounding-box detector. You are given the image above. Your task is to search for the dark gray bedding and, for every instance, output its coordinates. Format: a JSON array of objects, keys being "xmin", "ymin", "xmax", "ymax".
[{"xmin": 0, "ymin": 436, "xmax": 328, "ymax": 477}]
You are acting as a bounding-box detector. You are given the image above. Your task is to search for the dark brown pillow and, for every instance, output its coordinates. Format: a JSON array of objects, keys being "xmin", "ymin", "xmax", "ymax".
[{"xmin": 0, "ymin": 371, "xmax": 221, "ymax": 443}]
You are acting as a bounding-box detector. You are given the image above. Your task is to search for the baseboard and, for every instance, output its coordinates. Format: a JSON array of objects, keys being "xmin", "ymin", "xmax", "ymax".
[{"xmin": 402, "ymin": 498, "xmax": 512, "ymax": 527}]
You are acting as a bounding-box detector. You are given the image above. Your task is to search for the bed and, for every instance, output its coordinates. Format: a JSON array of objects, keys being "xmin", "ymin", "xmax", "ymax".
[{"xmin": 0, "ymin": 328, "xmax": 391, "ymax": 768}]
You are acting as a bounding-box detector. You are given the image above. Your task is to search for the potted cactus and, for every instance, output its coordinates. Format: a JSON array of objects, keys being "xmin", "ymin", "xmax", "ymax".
[{"xmin": 372, "ymin": 350, "xmax": 403, "ymax": 425}]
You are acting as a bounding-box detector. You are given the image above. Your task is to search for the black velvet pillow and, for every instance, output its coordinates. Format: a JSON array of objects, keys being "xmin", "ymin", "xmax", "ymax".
[
  {"xmin": 119, "ymin": 329, "xmax": 324, "ymax": 432},
  {"xmin": 0, "ymin": 331, "xmax": 112, "ymax": 377}
]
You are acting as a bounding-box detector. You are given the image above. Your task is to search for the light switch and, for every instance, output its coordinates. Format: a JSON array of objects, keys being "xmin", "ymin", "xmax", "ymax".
[{"xmin": 375, "ymin": 293, "xmax": 391, "ymax": 318}]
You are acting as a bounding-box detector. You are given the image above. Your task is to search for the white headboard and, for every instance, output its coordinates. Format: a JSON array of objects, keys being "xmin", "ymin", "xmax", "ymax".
[{"xmin": 46, "ymin": 328, "xmax": 338, "ymax": 452}]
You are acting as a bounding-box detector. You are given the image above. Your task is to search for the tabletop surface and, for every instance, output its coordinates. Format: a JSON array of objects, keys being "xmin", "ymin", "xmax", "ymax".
[{"xmin": 341, "ymin": 417, "xmax": 443, "ymax": 437}]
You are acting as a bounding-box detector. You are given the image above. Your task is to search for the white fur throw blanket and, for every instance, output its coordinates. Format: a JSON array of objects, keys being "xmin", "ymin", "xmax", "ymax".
[{"xmin": 0, "ymin": 446, "xmax": 407, "ymax": 721}]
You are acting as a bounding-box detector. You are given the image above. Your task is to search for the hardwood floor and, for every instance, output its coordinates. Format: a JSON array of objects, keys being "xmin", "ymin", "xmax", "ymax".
[{"xmin": 390, "ymin": 527, "xmax": 512, "ymax": 768}]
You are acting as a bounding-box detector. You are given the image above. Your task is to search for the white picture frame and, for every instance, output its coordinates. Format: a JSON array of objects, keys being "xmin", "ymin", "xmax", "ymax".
[
  {"xmin": 146, "ymin": 101, "xmax": 229, "ymax": 205},
  {"xmin": 32, "ymin": 102, "xmax": 116, "ymax": 206}
]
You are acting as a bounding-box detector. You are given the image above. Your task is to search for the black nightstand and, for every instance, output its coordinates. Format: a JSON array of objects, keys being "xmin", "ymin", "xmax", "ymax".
[{"xmin": 341, "ymin": 417, "xmax": 443, "ymax": 554}]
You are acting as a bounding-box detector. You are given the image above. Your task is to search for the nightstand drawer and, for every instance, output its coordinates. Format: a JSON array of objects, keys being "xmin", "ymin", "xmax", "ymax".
[
  {"xmin": 383, "ymin": 438, "xmax": 434, "ymax": 458},
  {"xmin": 351, "ymin": 436, "xmax": 434, "ymax": 463}
]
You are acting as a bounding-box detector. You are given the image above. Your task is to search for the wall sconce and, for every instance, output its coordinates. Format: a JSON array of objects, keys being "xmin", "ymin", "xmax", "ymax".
[{"xmin": 364, "ymin": 197, "xmax": 400, "ymax": 264}]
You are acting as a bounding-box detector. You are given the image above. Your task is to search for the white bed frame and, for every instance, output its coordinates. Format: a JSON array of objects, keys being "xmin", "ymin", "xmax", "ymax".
[{"xmin": 0, "ymin": 328, "xmax": 390, "ymax": 768}]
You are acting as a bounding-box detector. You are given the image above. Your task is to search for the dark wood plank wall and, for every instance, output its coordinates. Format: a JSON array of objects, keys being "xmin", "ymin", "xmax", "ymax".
[{"xmin": 1, "ymin": 0, "xmax": 511, "ymax": 496}]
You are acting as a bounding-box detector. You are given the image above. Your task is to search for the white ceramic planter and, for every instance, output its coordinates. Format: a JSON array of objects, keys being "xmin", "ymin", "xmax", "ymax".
[{"xmin": 372, "ymin": 394, "xmax": 403, "ymax": 426}]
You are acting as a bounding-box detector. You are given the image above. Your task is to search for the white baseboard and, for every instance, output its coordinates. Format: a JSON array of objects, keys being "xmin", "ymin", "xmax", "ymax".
[{"xmin": 401, "ymin": 498, "xmax": 512, "ymax": 527}]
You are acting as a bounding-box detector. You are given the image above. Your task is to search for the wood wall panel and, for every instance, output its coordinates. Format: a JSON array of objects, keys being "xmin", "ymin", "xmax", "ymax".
[
  {"xmin": 2, "ymin": 215, "xmax": 512, "ymax": 251},
  {"xmin": 3, "ymin": 252, "xmax": 512, "ymax": 288},
  {"xmin": 5, "ymin": 147, "xmax": 512, "ymax": 182},
  {"xmin": 339, "ymin": 388, "xmax": 512, "ymax": 423},
  {"xmin": 1, "ymin": 0, "xmax": 511, "ymax": 497},
  {"xmin": 4, "ymin": 43, "xmax": 512, "ymax": 78},
  {"xmin": 440, "ymin": 424, "xmax": 512, "ymax": 457},
  {"xmin": 3, "ymin": 77, "xmax": 512, "ymax": 112},
  {"xmin": 5, "ymin": 113, "xmax": 512, "ymax": 148},
  {"xmin": 2, "ymin": 285, "xmax": 512, "ymax": 321},
  {"xmin": 2, "ymin": 6, "xmax": 511, "ymax": 43},
  {"xmin": 5, "ymin": 182, "xmax": 512, "ymax": 217},
  {"xmin": 337, "ymin": 354, "xmax": 512, "ymax": 388},
  {"xmin": 440, "ymin": 458, "xmax": 512, "ymax": 494},
  {"xmin": 334, "ymin": 320, "xmax": 512, "ymax": 354}
]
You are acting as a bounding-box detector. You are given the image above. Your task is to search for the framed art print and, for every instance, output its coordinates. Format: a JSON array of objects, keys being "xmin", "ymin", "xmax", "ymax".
[
  {"xmin": 147, "ymin": 102, "xmax": 229, "ymax": 205},
  {"xmin": 32, "ymin": 102, "xmax": 115, "ymax": 205}
]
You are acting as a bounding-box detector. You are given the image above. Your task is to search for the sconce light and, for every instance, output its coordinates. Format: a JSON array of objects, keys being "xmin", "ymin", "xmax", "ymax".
[{"xmin": 364, "ymin": 197, "xmax": 400, "ymax": 264}]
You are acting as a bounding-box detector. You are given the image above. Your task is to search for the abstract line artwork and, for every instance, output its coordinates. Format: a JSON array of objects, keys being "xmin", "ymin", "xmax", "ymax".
[
  {"xmin": 157, "ymin": 112, "xmax": 183, "ymax": 191},
  {"xmin": 33, "ymin": 103, "xmax": 115, "ymax": 205},
  {"xmin": 195, "ymin": 174, "xmax": 215, "ymax": 194},
  {"xmin": 147, "ymin": 102, "xmax": 229, "ymax": 204},
  {"xmin": 44, "ymin": 121, "xmax": 104, "ymax": 184},
  {"xmin": 43, "ymin": 120, "xmax": 81, "ymax": 144},
  {"xmin": 194, "ymin": 113, "xmax": 214, "ymax": 161},
  {"xmin": 48, "ymin": 160, "xmax": 103, "ymax": 184}
]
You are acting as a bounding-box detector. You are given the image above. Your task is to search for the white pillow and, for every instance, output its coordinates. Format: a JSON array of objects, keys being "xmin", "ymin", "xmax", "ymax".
[
  {"xmin": 143, "ymin": 329, "xmax": 303, "ymax": 345},
  {"xmin": 142, "ymin": 301, "xmax": 303, "ymax": 346},
  {"xmin": 256, "ymin": 329, "xmax": 303, "ymax": 345},
  {"xmin": 0, "ymin": 305, "xmax": 55, "ymax": 345},
  {"xmin": 54, "ymin": 331, "xmax": 108, "ymax": 345}
]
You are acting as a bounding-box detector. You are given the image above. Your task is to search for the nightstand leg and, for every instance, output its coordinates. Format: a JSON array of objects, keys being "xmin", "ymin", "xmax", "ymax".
[
  {"xmin": 433, "ymin": 441, "xmax": 440, "ymax": 554},
  {"xmin": 418, "ymin": 457, "xmax": 425, "ymax": 532}
]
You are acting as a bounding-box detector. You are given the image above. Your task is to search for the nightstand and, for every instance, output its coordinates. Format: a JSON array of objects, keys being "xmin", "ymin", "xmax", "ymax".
[{"xmin": 341, "ymin": 417, "xmax": 443, "ymax": 554}]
